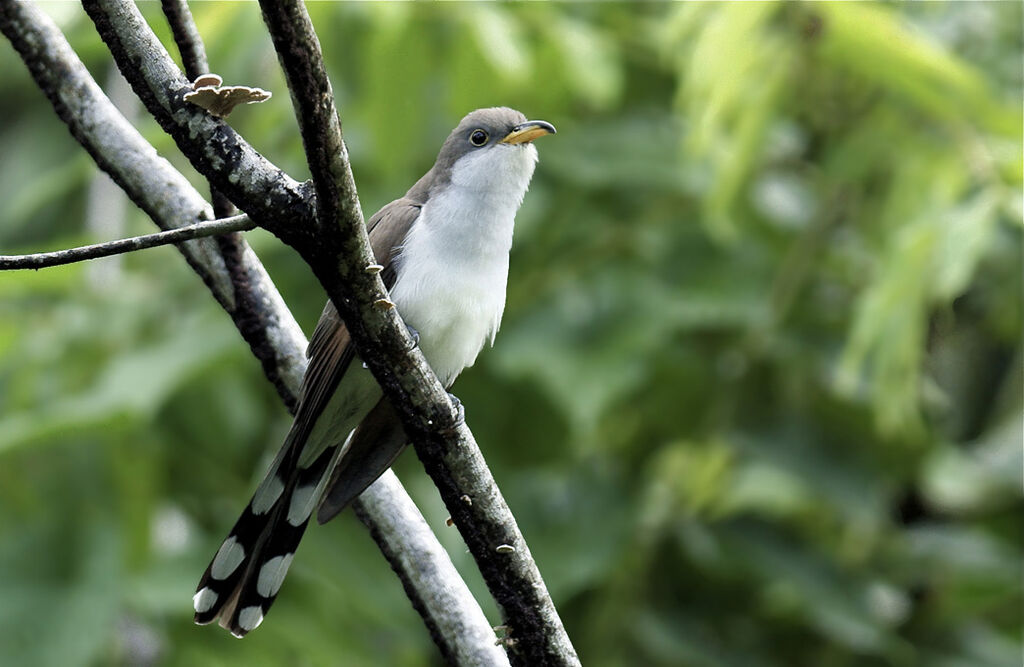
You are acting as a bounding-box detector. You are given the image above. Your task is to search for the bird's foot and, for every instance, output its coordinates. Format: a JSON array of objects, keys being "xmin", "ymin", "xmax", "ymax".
[
  {"xmin": 405, "ymin": 323, "xmax": 420, "ymax": 350},
  {"xmin": 447, "ymin": 392, "xmax": 465, "ymax": 425}
]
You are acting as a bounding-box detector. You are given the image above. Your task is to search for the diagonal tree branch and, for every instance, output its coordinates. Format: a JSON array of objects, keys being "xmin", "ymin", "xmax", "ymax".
[
  {"xmin": 156, "ymin": 0, "xmax": 294, "ymax": 426},
  {"xmin": 51, "ymin": 0, "xmax": 574, "ymax": 662},
  {"xmin": 0, "ymin": 214, "xmax": 254, "ymax": 271},
  {"xmin": 0, "ymin": 3, "xmax": 508, "ymax": 664},
  {"xmin": 155, "ymin": 2, "xmax": 512, "ymax": 662},
  {"xmin": 0, "ymin": 0, "xmax": 309, "ymax": 401},
  {"xmin": 256, "ymin": 2, "xmax": 579, "ymax": 665}
]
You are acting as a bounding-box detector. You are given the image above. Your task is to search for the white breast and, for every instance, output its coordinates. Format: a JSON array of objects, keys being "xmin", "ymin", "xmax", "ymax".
[{"xmin": 388, "ymin": 143, "xmax": 538, "ymax": 387}]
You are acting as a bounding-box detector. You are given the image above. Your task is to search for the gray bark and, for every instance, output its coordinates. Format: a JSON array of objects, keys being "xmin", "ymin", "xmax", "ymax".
[{"xmin": 0, "ymin": 3, "xmax": 509, "ymax": 665}]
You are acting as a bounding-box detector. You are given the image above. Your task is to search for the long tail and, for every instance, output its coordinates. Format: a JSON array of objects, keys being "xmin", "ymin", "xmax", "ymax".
[{"xmin": 192, "ymin": 432, "xmax": 341, "ymax": 637}]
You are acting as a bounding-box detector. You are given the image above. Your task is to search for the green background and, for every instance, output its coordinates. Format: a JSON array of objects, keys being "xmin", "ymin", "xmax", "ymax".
[{"xmin": 0, "ymin": 3, "xmax": 1020, "ymax": 666}]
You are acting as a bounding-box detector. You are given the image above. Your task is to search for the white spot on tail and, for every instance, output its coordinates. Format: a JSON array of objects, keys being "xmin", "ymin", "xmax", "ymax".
[
  {"xmin": 192, "ymin": 587, "xmax": 218, "ymax": 613},
  {"xmin": 287, "ymin": 484, "xmax": 317, "ymax": 526},
  {"xmin": 256, "ymin": 553, "xmax": 295, "ymax": 598},
  {"xmin": 210, "ymin": 535, "xmax": 245, "ymax": 579},
  {"xmin": 237, "ymin": 605, "xmax": 264, "ymax": 633},
  {"xmin": 251, "ymin": 474, "xmax": 285, "ymax": 515}
]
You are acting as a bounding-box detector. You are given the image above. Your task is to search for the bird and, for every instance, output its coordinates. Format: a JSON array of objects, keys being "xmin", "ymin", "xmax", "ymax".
[{"xmin": 192, "ymin": 107, "xmax": 555, "ymax": 637}]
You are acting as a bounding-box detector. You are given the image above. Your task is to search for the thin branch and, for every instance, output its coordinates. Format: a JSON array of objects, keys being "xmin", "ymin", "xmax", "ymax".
[
  {"xmin": 257, "ymin": 2, "xmax": 579, "ymax": 665},
  {"xmin": 157, "ymin": 0, "xmax": 280, "ymax": 435},
  {"xmin": 1, "ymin": 0, "xmax": 305, "ymax": 404},
  {"xmin": 160, "ymin": 0, "xmax": 209, "ymax": 79},
  {"xmin": 2, "ymin": 5, "xmax": 506, "ymax": 665},
  {"xmin": 158, "ymin": 0, "xmax": 236, "ymax": 221},
  {"xmin": 0, "ymin": 214, "xmax": 253, "ymax": 271}
]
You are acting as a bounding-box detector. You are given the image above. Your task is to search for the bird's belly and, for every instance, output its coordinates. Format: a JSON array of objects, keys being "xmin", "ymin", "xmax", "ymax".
[{"xmin": 389, "ymin": 255, "xmax": 507, "ymax": 388}]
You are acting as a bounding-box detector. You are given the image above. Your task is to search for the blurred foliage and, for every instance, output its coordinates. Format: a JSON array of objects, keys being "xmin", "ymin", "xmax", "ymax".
[{"xmin": 1, "ymin": 3, "xmax": 1021, "ymax": 666}]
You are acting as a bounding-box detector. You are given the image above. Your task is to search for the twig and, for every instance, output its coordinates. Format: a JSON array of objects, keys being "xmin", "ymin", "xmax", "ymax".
[
  {"xmin": 257, "ymin": 2, "xmax": 579, "ymax": 665},
  {"xmin": 3, "ymin": 4, "xmax": 507, "ymax": 664},
  {"xmin": 0, "ymin": 214, "xmax": 253, "ymax": 271},
  {"xmin": 158, "ymin": 0, "xmax": 235, "ymax": 221}
]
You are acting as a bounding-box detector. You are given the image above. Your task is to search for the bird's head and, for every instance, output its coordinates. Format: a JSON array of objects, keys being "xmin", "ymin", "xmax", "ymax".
[{"xmin": 431, "ymin": 107, "xmax": 555, "ymax": 199}]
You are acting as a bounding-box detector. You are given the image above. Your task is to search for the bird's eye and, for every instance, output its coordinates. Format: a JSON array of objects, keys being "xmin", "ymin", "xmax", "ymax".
[{"xmin": 469, "ymin": 129, "xmax": 488, "ymax": 146}]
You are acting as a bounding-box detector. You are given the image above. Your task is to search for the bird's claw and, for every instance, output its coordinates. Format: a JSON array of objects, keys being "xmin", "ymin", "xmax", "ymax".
[
  {"xmin": 447, "ymin": 392, "xmax": 465, "ymax": 425},
  {"xmin": 405, "ymin": 324, "xmax": 420, "ymax": 350}
]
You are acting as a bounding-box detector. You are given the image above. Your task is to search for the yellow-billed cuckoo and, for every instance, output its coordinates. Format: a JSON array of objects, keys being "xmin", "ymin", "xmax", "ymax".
[{"xmin": 193, "ymin": 107, "xmax": 555, "ymax": 637}]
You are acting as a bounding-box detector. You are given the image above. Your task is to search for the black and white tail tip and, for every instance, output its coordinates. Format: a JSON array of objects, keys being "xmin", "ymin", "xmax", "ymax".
[
  {"xmin": 192, "ymin": 510, "xmax": 305, "ymax": 637},
  {"xmin": 192, "ymin": 547, "xmax": 294, "ymax": 637},
  {"xmin": 192, "ymin": 447, "xmax": 333, "ymax": 637}
]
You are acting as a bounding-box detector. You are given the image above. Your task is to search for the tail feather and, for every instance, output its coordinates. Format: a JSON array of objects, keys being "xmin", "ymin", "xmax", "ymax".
[
  {"xmin": 193, "ymin": 441, "xmax": 341, "ymax": 637},
  {"xmin": 317, "ymin": 398, "xmax": 407, "ymax": 525}
]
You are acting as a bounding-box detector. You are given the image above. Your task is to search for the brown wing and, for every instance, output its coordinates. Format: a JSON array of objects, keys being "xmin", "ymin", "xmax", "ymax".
[
  {"xmin": 297, "ymin": 198, "xmax": 422, "ymax": 437},
  {"xmin": 302, "ymin": 198, "xmax": 423, "ymax": 522}
]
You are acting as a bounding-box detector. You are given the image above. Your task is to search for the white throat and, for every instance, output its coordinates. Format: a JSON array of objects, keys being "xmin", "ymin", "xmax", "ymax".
[{"xmin": 389, "ymin": 144, "xmax": 538, "ymax": 386}]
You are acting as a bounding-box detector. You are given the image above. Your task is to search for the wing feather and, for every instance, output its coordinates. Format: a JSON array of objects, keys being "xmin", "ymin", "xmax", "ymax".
[{"xmin": 296, "ymin": 198, "xmax": 422, "ymax": 453}]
